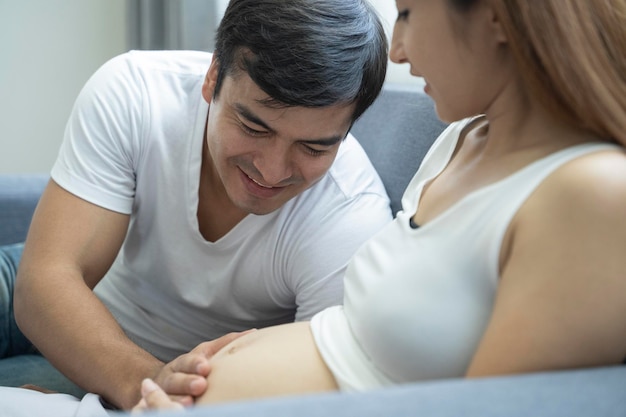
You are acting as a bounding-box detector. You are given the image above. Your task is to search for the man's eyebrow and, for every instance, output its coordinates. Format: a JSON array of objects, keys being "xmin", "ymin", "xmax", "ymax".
[
  {"xmin": 234, "ymin": 103, "xmax": 273, "ymax": 131},
  {"xmin": 301, "ymin": 136, "xmax": 344, "ymax": 146}
]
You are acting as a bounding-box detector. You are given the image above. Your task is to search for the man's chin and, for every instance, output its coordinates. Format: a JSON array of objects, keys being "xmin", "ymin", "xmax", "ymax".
[
  {"xmin": 232, "ymin": 199, "xmax": 277, "ymax": 216},
  {"xmin": 232, "ymin": 183, "xmax": 305, "ymax": 215}
]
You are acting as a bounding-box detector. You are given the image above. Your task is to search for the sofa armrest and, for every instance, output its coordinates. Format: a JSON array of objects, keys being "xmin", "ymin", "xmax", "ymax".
[
  {"xmin": 0, "ymin": 174, "xmax": 49, "ymax": 245},
  {"xmin": 143, "ymin": 366, "xmax": 626, "ymax": 417}
]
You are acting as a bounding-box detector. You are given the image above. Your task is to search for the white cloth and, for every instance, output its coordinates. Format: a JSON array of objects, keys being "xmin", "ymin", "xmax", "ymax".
[
  {"xmin": 0, "ymin": 388, "xmax": 109, "ymax": 417},
  {"xmin": 51, "ymin": 50, "xmax": 391, "ymax": 361},
  {"xmin": 311, "ymin": 119, "xmax": 618, "ymax": 391}
]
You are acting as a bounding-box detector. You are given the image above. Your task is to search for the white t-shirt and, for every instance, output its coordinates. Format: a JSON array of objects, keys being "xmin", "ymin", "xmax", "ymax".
[
  {"xmin": 51, "ymin": 50, "xmax": 391, "ymax": 361},
  {"xmin": 311, "ymin": 119, "xmax": 618, "ymax": 391}
]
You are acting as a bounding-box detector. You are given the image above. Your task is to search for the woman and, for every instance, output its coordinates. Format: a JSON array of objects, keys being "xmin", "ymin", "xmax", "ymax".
[
  {"xmin": 134, "ymin": 0, "xmax": 626, "ymax": 410},
  {"xmin": 2, "ymin": 0, "xmax": 624, "ymax": 413}
]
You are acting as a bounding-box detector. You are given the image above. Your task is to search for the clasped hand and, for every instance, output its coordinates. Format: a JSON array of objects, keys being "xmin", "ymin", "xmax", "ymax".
[{"xmin": 132, "ymin": 330, "xmax": 254, "ymax": 413}]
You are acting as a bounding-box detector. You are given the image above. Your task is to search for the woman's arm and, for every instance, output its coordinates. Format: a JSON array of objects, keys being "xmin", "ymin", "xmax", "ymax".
[{"xmin": 466, "ymin": 151, "xmax": 626, "ymax": 376}]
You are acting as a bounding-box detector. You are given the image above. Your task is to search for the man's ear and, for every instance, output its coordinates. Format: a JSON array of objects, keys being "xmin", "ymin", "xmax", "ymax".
[{"xmin": 202, "ymin": 55, "xmax": 220, "ymax": 102}]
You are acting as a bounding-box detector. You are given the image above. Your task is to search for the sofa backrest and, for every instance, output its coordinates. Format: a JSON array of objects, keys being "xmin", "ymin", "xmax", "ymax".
[{"xmin": 351, "ymin": 82, "xmax": 447, "ymax": 216}]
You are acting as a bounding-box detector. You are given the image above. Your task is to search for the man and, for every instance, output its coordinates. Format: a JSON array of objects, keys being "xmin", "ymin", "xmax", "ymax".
[{"xmin": 1, "ymin": 0, "xmax": 390, "ymax": 410}]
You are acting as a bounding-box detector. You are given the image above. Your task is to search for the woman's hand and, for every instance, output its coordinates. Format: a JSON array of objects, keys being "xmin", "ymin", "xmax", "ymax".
[
  {"xmin": 132, "ymin": 378, "xmax": 185, "ymax": 413},
  {"xmin": 20, "ymin": 384, "xmax": 57, "ymax": 394}
]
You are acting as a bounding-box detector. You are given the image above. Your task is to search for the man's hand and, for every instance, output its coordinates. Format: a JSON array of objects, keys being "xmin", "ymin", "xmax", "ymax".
[{"xmin": 151, "ymin": 330, "xmax": 255, "ymax": 404}]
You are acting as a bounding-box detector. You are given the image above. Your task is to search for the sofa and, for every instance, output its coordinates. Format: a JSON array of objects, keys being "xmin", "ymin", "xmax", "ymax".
[{"xmin": 1, "ymin": 83, "xmax": 624, "ymax": 416}]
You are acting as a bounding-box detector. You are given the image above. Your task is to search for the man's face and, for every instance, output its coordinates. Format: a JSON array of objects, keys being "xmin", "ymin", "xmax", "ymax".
[{"xmin": 201, "ymin": 58, "xmax": 355, "ymax": 216}]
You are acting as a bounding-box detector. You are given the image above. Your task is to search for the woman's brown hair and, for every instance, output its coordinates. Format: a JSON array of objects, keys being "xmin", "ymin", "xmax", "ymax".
[{"xmin": 491, "ymin": 0, "xmax": 626, "ymax": 145}]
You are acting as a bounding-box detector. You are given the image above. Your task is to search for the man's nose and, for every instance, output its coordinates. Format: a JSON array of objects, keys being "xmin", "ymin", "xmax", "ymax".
[{"xmin": 254, "ymin": 146, "xmax": 294, "ymax": 186}]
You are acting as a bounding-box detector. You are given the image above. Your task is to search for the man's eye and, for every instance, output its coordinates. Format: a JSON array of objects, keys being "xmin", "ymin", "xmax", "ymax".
[
  {"xmin": 302, "ymin": 145, "xmax": 326, "ymax": 157},
  {"xmin": 241, "ymin": 124, "xmax": 266, "ymax": 136}
]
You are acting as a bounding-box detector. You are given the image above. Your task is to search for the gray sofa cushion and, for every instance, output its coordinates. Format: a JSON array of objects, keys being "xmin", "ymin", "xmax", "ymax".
[
  {"xmin": 0, "ymin": 174, "xmax": 48, "ymax": 245},
  {"xmin": 167, "ymin": 366, "xmax": 626, "ymax": 417},
  {"xmin": 351, "ymin": 82, "xmax": 447, "ymax": 215}
]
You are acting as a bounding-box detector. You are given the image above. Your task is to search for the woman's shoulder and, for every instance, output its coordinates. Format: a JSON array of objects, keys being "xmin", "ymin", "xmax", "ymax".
[
  {"xmin": 547, "ymin": 145, "xmax": 626, "ymax": 208},
  {"xmin": 511, "ymin": 144, "xmax": 626, "ymax": 254},
  {"xmin": 506, "ymin": 143, "xmax": 626, "ymax": 266}
]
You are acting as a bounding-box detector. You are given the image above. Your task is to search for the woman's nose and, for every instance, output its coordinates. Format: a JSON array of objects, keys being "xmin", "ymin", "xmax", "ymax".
[{"xmin": 389, "ymin": 24, "xmax": 408, "ymax": 64}]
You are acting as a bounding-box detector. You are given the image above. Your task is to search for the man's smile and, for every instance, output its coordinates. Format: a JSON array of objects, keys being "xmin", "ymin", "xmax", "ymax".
[
  {"xmin": 248, "ymin": 175, "xmax": 275, "ymax": 189},
  {"xmin": 239, "ymin": 168, "xmax": 289, "ymax": 199}
]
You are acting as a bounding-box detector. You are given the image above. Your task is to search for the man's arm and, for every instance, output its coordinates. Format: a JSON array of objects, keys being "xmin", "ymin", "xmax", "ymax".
[
  {"xmin": 14, "ymin": 180, "xmax": 161, "ymax": 409},
  {"xmin": 15, "ymin": 181, "xmax": 252, "ymax": 409}
]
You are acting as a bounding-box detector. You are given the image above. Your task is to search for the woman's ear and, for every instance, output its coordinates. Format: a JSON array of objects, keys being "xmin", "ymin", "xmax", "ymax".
[
  {"xmin": 488, "ymin": 5, "xmax": 507, "ymax": 45},
  {"xmin": 202, "ymin": 55, "xmax": 220, "ymax": 102}
]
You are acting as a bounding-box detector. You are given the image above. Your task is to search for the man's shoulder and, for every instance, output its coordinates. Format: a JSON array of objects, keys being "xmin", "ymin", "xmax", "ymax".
[
  {"xmin": 280, "ymin": 133, "xmax": 391, "ymax": 223},
  {"xmin": 88, "ymin": 50, "xmax": 211, "ymax": 97},
  {"xmin": 323, "ymin": 133, "xmax": 389, "ymax": 200},
  {"xmin": 113, "ymin": 50, "xmax": 213, "ymax": 77}
]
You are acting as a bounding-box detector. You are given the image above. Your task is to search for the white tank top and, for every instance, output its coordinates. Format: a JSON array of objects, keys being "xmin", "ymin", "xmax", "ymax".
[{"xmin": 311, "ymin": 119, "xmax": 618, "ymax": 390}]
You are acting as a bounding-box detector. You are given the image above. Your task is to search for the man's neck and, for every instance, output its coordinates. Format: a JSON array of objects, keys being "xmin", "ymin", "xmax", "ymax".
[{"xmin": 196, "ymin": 137, "xmax": 247, "ymax": 242}]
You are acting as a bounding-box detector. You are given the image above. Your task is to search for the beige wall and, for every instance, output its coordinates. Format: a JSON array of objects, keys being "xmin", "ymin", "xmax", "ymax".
[{"xmin": 0, "ymin": 0, "xmax": 127, "ymax": 173}]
